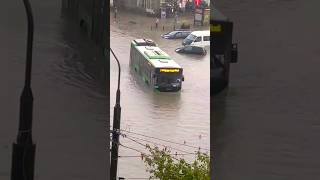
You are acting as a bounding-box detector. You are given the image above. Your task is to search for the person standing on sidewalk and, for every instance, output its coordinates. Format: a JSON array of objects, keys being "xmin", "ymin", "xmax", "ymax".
[
  {"xmin": 155, "ymin": 17, "xmax": 159, "ymax": 29},
  {"xmin": 175, "ymin": 13, "xmax": 178, "ymax": 23},
  {"xmin": 114, "ymin": 7, "xmax": 118, "ymax": 21},
  {"xmin": 174, "ymin": 12, "xmax": 178, "ymax": 29}
]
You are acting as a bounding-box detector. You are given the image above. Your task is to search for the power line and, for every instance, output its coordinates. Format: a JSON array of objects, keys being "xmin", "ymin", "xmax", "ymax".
[
  {"xmin": 110, "ymin": 131, "xmax": 203, "ymax": 154},
  {"xmin": 119, "ymin": 143, "xmax": 147, "ymax": 155},
  {"xmin": 123, "ymin": 133, "xmax": 199, "ymax": 154},
  {"xmin": 118, "ymin": 143, "xmax": 196, "ymax": 161},
  {"xmin": 123, "ymin": 178, "xmax": 157, "ymax": 180},
  {"xmin": 120, "ymin": 143, "xmax": 192, "ymax": 162},
  {"xmin": 110, "ymin": 128, "xmax": 210, "ymax": 151},
  {"xmin": 122, "ymin": 178, "xmax": 157, "ymax": 180},
  {"xmin": 119, "ymin": 152, "xmax": 197, "ymax": 158},
  {"xmin": 110, "ymin": 139, "xmax": 146, "ymax": 155},
  {"xmin": 122, "ymin": 134, "xmax": 147, "ymax": 147},
  {"xmin": 110, "ymin": 130, "xmax": 209, "ymax": 160},
  {"xmin": 115, "ymin": 138, "xmax": 198, "ymax": 158},
  {"xmin": 118, "ymin": 155, "xmax": 144, "ymax": 158}
]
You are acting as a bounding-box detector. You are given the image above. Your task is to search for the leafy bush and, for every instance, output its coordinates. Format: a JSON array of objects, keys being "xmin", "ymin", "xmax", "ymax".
[
  {"xmin": 143, "ymin": 144, "xmax": 210, "ymax": 180},
  {"xmin": 180, "ymin": 22, "xmax": 190, "ymax": 29}
]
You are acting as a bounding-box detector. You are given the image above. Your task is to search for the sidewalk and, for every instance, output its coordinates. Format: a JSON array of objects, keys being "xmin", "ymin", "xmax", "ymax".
[{"xmin": 110, "ymin": 9, "xmax": 209, "ymax": 38}]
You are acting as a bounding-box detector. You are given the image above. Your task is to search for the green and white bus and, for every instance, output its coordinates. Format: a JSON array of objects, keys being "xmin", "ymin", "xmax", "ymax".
[{"xmin": 130, "ymin": 39, "xmax": 184, "ymax": 92}]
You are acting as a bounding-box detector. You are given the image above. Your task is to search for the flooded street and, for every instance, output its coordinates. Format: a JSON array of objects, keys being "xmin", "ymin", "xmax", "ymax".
[
  {"xmin": 110, "ymin": 12, "xmax": 210, "ymax": 178},
  {"xmin": 214, "ymin": 0, "xmax": 320, "ymax": 179},
  {"xmin": 1, "ymin": 1, "xmax": 107, "ymax": 179}
]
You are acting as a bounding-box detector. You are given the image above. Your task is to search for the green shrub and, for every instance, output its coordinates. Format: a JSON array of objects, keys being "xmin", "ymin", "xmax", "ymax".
[{"xmin": 143, "ymin": 144, "xmax": 210, "ymax": 180}]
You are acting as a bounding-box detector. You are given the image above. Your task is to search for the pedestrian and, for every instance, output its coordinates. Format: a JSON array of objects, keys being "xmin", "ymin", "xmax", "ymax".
[
  {"xmin": 114, "ymin": 7, "xmax": 118, "ymax": 21},
  {"xmin": 175, "ymin": 13, "xmax": 178, "ymax": 22},
  {"xmin": 174, "ymin": 13, "xmax": 178, "ymax": 27},
  {"xmin": 155, "ymin": 17, "xmax": 159, "ymax": 29}
]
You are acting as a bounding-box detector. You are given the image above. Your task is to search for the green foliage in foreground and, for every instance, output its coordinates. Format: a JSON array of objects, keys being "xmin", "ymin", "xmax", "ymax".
[{"xmin": 143, "ymin": 144, "xmax": 210, "ymax": 180}]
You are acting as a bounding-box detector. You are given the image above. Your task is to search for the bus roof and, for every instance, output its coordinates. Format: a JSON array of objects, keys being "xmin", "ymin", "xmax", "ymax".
[
  {"xmin": 135, "ymin": 45, "xmax": 181, "ymax": 68},
  {"xmin": 133, "ymin": 38, "xmax": 157, "ymax": 46}
]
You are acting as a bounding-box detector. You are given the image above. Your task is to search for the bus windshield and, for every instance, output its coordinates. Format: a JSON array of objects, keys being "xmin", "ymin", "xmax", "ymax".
[
  {"xmin": 157, "ymin": 74, "xmax": 181, "ymax": 84},
  {"xmin": 155, "ymin": 68, "xmax": 183, "ymax": 85}
]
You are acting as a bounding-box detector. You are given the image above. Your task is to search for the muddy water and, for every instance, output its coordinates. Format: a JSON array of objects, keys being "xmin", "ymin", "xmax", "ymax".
[{"xmin": 110, "ymin": 12, "xmax": 210, "ymax": 178}]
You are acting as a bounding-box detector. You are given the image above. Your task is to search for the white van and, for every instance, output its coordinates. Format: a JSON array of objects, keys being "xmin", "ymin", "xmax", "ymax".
[{"xmin": 182, "ymin": 30, "xmax": 210, "ymax": 47}]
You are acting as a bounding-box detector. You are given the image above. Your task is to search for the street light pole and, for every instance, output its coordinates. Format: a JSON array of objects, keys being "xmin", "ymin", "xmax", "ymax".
[
  {"xmin": 110, "ymin": 48, "xmax": 121, "ymax": 180},
  {"xmin": 11, "ymin": 0, "xmax": 36, "ymax": 180}
]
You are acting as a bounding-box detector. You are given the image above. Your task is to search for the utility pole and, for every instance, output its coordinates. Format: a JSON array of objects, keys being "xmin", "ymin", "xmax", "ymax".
[
  {"xmin": 11, "ymin": 0, "xmax": 36, "ymax": 180},
  {"xmin": 110, "ymin": 48, "xmax": 122, "ymax": 180}
]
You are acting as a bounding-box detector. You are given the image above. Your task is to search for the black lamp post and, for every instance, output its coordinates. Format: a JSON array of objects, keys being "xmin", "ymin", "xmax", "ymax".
[
  {"xmin": 110, "ymin": 48, "xmax": 122, "ymax": 180},
  {"xmin": 11, "ymin": 0, "xmax": 36, "ymax": 180}
]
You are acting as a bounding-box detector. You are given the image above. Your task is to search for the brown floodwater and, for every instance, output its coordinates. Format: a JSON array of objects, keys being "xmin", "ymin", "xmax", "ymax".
[{"xmin": 110, "ymin": 12, "xmax": 210, "ymax": 178}]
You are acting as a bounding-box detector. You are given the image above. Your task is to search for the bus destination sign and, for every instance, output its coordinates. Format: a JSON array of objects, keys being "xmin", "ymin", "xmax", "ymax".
[
  {"xmin": 160, "ymin": 69, "xmax": 180, "ymax": 73},
  {"xmin": 211, "ymin": 24, "xmax": 222, "ymax": 32}
]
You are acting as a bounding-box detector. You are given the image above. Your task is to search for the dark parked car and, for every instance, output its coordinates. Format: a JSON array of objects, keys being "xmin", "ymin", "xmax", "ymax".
[
  {"xmin": 175, "ymin": 45, "xmax": 207, "ymax": 55},
  {"xmin": 161, "ymin": 30, "xmax": 191, "ymax": 39}
]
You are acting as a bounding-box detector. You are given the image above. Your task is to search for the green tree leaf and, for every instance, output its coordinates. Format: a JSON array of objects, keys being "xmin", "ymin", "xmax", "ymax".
[{"xmin": 143, "ymin": 144, "xmax": 210, "ymax": 180}]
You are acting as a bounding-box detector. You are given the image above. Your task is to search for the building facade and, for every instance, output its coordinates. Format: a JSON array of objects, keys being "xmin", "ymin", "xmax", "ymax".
[
  {"xmin": 62, "ymin": 0, "xmax": 109, "ymax": 51},
  {"xmin": 117, "ymin": 0, "xmax": 168, "ymax": 15},
  {"xmin": 116, "ymin": 0, "xmax": 210, "ymax": 16}
]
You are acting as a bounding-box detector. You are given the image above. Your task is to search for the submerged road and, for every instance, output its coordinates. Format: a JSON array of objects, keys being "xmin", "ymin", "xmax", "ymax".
[
  {"xmin": 110, "ymin": 11, "xmax": 210, "ymax": 178},
  {"xmin": 0, "ymin": 1, "xmax": 107, "ymax": 179},
  {"xmin": 214, "ymin": 0, "xmax": 320, "ymax": 179}
]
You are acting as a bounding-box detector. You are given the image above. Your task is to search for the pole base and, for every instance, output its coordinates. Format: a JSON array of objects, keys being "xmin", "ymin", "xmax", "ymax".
[{"xmin": 11, "ymin": 142, "xmax": 36, "ymax": 180}]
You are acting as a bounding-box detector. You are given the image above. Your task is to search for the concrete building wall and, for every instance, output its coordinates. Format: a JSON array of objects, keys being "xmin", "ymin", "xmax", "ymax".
[
  {"xmin": 152, "ymin": 0, "xmax": 161, "ymax": 11},
  {"xmin": 118, "ymin": 0, "xmax": 138, "ymax": 9},
  {"xmin": 118, "ymin": 0, "xmax": 161, "ymax": 14},
  {"xmin": 137, "ymin": 0, "xmax": 143, "ymax": 7}
]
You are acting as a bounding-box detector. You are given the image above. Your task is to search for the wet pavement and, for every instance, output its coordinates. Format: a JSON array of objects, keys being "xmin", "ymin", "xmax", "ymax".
[
  {"xmin": 111, "ymin": 9, "xmax": 208, "ymax": 34},
  {"xmin": 1, "ymin": 1, "xmax": 107, "ymax": 179},
  {"xmin": 110, "ymin": 11, "xmax": 210, "ymax": 178},
  {"xmin": 214, "ymin": 0, "xmax": 320, "ymax": 179}
]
